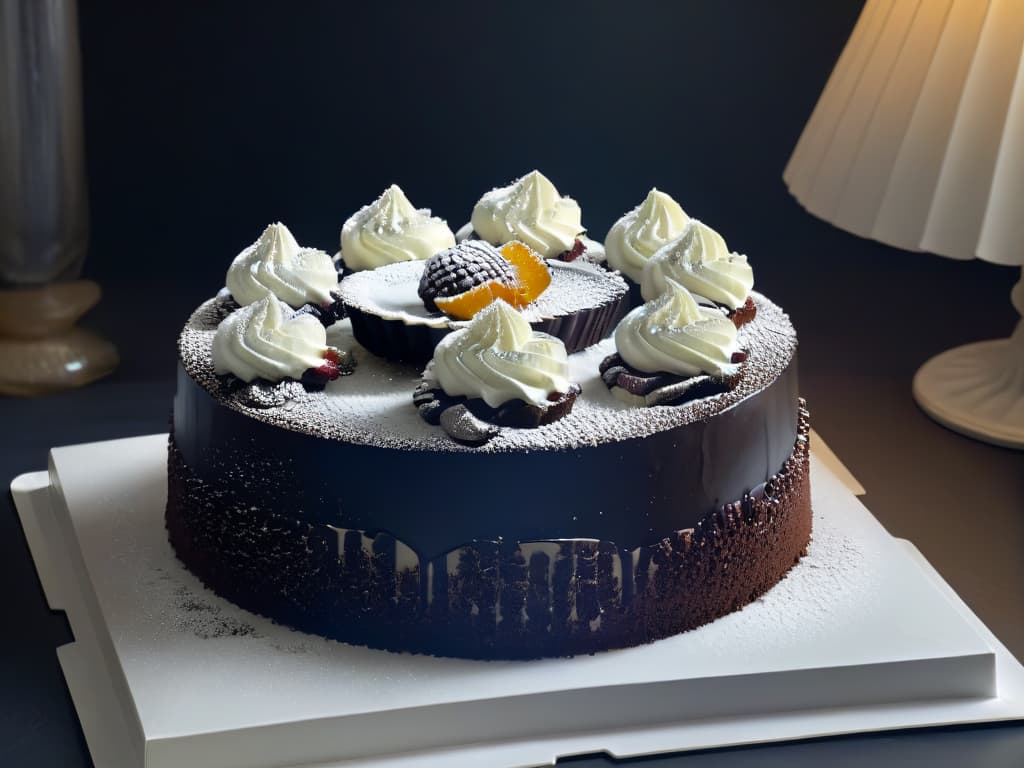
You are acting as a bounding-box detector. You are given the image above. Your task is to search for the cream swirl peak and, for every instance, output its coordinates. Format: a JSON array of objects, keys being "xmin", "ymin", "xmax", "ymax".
[
  {"xmin": 470, "ymin": 170, "xmax": 583, "ymax": 258},
  {"xmin": 226, "ymin": 223, "xmax": 338, "ymax": 309},
  {"xmin": 605, "ymin": 189, "xmax": 690, "ymax": 283},
  {"xmin": 640, "ymin": 219, "xmax": 754, "ymax": 309},
  {"xmin": 341, "ymin": 184, "xmax": 456, "ymax": 272},
  {"xmin": 212, "ymin": 294, "xmax": 331, "ymax": 383},
  {"xmin": 615, "ymin": 278, "xmax": 739, "ymax": 378},
  {"xmin": 431, "ymin": 299, "xmax": 571, "ymax": 408}
]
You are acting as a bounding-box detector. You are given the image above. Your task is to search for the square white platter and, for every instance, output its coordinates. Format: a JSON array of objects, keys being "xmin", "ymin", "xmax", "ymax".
[{"xmin": 11, "ymin": 432, "xmax": 1024, "ymax": 768}]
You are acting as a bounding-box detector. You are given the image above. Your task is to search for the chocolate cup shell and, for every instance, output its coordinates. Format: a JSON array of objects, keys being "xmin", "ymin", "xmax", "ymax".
[{"xmin": 348, "ymin": 289, "xmax": 628, "ymax": 367}]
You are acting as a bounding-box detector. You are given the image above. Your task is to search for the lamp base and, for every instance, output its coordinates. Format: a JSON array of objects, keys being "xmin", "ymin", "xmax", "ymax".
[
  {"xmin": 912, "ymin": 337, "xmax": 1024, "ymax": 450},
  {"xmin": 0, "ymin": 280, "xmax": 118, "ymax": 396}
]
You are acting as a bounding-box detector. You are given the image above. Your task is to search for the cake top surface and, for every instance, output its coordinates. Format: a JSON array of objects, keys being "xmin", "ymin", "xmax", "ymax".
[{"xmin": 178, "ymin": 291, "xmax": 797, "ymax": 454}]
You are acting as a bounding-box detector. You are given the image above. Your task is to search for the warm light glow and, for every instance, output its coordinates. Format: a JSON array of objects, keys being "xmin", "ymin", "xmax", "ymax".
[{"xmin": 784, "ymin": 0, "xmax": 1024, "ymax": 266}]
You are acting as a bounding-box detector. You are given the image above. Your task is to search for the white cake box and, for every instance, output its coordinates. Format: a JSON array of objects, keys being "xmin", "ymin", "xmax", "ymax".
[{"xmin": 11, "ymin": 432, "xmax": 1024, "ymax": 768}]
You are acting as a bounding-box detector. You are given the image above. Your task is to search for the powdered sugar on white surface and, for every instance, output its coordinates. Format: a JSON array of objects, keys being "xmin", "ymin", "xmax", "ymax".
[{"xmin": 40, "ymin": 435, "xmax": 994, "ymax": 743}]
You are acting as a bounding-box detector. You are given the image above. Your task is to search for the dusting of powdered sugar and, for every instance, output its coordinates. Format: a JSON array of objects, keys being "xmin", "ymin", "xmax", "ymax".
[
  {"xmin": 141, "ymin": 566, "xmax": 262, "ymax": 640},
  {"xmin": 685, "ymin": 508, "xmax": 880, "ymax": 660},
  {"xmin": 170, "ymin": 584, "xmax": 260, "ymax": 639},
  {"xmin": 176, "ymin": 291, "xmax": 796, "ymax": 454}
]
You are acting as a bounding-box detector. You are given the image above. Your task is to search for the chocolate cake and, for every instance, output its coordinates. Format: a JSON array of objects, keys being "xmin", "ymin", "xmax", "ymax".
[
  {"xmin": 167, "ymin": 288, "xmax": 810, "ymax": 658},
  {"xmin": 167, "ymin": 181, "xmax": 810, "ymax": 659}
]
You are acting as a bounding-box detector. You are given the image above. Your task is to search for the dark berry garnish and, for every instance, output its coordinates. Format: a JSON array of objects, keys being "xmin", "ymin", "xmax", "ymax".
[
  {"xmin": 300, "ymin": 346, "xmax": 356, "ymax": 389},
  {"xmin": 321, "ymin": 291, "xmax": 347, "ymax": 325},
  {"xmin": 558, "ymin": 238, "xmax": 587, "ymax": 262},
  {"xmin": 325, "ymin": 346, "xmax": 356, "ymax": 375},
  {"xmin": 295, "ymin": 292, "xmax": 347, "ymax": 327},
  {"xmin": 300, "ymin": 363, "xmax": 337, "ymax": 390},
  {"xmin": 729, "ymin": 296, "xmax": 757, "ymax": 328}
]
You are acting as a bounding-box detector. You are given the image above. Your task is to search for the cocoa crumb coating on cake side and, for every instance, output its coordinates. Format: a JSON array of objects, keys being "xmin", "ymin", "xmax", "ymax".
[
  {"xmin": 166, "ymin": 403, "xmax": 812, "ymax": 659},
  {"xmin": 176, "ymin": 291, "xmax": 797, "ymax": 454}
]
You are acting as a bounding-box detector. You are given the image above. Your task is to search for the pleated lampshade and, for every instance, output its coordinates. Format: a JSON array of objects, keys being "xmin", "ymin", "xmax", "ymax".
[{"xmin": 784, "ymin": 0, "xmax": 1024, "ymax": 449}]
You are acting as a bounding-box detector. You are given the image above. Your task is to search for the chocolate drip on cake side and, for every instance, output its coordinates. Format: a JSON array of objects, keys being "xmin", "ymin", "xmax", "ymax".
[
  {"xmin": 170, "ymin": 351, "xmax": 799, "ymax": 559},
  {"xmin": 165, "ymin": 403, "xmax": 813, "ymax": 658}
]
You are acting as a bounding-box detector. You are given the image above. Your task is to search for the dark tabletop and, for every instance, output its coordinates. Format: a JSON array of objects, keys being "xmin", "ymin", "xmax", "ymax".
[{"xmin": 3, "ymin": 1, "xmax": 1023, "ymax": 765}]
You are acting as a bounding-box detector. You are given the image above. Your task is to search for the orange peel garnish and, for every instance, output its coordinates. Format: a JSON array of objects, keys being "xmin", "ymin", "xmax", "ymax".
[
  {"xmin": 434, "ymin": 279, "xmax": 517, "ymax": 320},
  {"xmin": 500, "ymin": 240, "xmax": 551, "ymax": 307}
]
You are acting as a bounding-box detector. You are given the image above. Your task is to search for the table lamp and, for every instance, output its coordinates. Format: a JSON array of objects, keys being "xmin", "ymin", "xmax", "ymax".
[
  {"xmin": 0, "ymin": 0, "xmax": 118, "ymax": 395},
  {"xmin": 784, "ymin": 0, "xmax": 1024, "ymax": 449}
]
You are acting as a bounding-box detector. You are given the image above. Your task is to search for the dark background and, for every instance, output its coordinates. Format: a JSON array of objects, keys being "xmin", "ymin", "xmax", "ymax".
[
  {"xmin": 80, "ymin": 0, "xmax": 877, "ymax": 365},
  {"xmin": 75, "ymin": 0, "xmax": 1023, "ymax": 396},
  {"xmin": 4, "ymin": 0, "xmax": 1023, "ymax": 765}
]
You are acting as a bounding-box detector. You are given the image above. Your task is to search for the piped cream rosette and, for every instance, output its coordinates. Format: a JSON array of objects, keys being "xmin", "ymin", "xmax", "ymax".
[
  {"xmin": 212, "ymin": 294, "xmax": 335, "ymax": 384},
  {"xmin": 340, "ymin": 184, "xmax": 456, "ymax": 271},
  {"xmin": 640, "ymin": 219, "xmax": 753, "ymax": 310},
  {"xmin": 470, "ymin": 170, "xmax": 584, "ymax": 259},
  {"xmin": 432, "ymin": 298, "xmax": 572, "ymax": 408},
  {"xmin": 226, "ymin": 222, "xmax": 338, "ymax": 309},
  {"xmin": 615, "ymin": 278, "xmax": 740, "ymax": 379},
  {"xmin": 605, "ymin": 189, "xmax": 690, "ymax": 283}
]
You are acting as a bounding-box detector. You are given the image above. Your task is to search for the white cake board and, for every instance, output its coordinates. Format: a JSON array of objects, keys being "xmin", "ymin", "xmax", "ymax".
[{"xmin": 11, "ymin": 432, "xmax": 1024, "ymax": 768}]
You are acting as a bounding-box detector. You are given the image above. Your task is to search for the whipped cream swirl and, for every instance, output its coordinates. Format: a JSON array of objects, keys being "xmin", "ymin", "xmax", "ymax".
[
  {"xmin": 226, "ymin": 223, "xmax": 338, "ymax": 309},
  {"xmin": 605, "ymin": 189, "xmax": 690, "ymax": 283},
  {"xmin": 470, "ymin": 170, "xmax": 583, "ymax": 258},
  {"xmin": 432, "ymin": 299, "xmax": 571, "ymax": 408},
  {"xmin": 615, "ymin": 279, "xmax": 739, "ymax": 378},
  {"xmin": 640, "ymin": 220, "xmax": 753, "ymax": 309},
  {"xmin": 213, "ymin": 294, "xmax": 329, "ymax": 383},
  {"xmin": 341, "ymin": 184, "xmax": 456, "ymax": 271}
]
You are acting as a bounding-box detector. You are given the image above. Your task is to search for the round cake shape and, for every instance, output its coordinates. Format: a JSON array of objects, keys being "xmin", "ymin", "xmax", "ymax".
[{"xmin": 167, "ymin": 292, "xmax": 809, "ymax": 658}]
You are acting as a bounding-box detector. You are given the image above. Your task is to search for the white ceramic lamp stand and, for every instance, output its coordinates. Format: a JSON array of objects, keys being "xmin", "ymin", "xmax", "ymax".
[
  {"xmin": 912, "ymin": 278, "xmax": 1023, "ymax": 449},
  {"xmin": 784, "ymin": 0, "xmax": 1024, "ymax": 449}
]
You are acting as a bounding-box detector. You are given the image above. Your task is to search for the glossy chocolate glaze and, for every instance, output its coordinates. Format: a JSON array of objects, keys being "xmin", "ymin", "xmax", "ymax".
[
  {"xmin": 166, "ymin": 412, "xmax": 811, "ymax": 658},
  {"xmin": 172, "ymin": 352, "xmax": 798, "ymax": 561}
]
